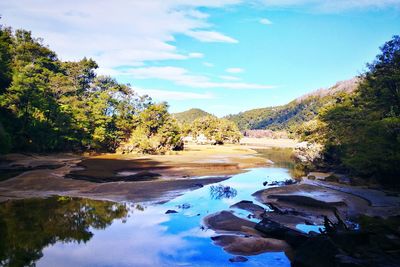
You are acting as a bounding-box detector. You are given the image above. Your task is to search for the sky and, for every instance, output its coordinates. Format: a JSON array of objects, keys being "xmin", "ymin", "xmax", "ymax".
[{"xmin": 1, "ymin": 1, "xmax": 400, "ymax": 116}]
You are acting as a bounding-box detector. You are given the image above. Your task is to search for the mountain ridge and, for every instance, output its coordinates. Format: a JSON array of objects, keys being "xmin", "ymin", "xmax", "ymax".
[
  {"xmin": 225, "ymin": 77, "xmax": 360, "ymax": 131},
  {"xmin": 172, "ymin": 108, "xmax": 212, "ymax": 124}
]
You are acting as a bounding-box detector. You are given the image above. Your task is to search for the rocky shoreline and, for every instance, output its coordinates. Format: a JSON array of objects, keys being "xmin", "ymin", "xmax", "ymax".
[{"xmin": 204, "ymin": 174, "xmax": 400, "ymax": 266}]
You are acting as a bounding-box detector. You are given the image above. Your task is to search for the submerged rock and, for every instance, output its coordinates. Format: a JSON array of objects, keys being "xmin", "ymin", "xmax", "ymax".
[
  {"xmin": 229, "ymin": 256, "xmax": 248, "ymax": 262},
  {"xmin": 165, "ymin": 209, "xmax": 178, "ymax": 214},
  {"xmin": 177, "ymin": 203, "xmax": 191, "ymax": 209},
  {"xmin": 212, "ymin": 235, "xmax": 291, "ymax": 256}
]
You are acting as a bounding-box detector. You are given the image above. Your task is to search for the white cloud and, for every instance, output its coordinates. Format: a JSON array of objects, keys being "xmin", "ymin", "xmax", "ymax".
[
  {"xmin": 219, "ymin": 75, "xmax": 241, "ymax": 81},
  {"xmin": 225, "ymin": 67, "xmax": 244, "ymax": 73},
  {"xmin": 259, "ymin": 18, "xmax": 273, "ymax": 25},
  {"xmin": 188, "ymin": 52, "xmax": 204, "ymax": 58},
  {"xmin": 134, "ymin": 88, "xmax": 214, "ymax": 101},
  {"xmin": 0, "ymin": 0, "xmax": 239, "ymax": 68},
  {"xmin": 128, "ymin": 66, "xmax": 273, "ymax": 89},
  {"xmin": 203, "ymin": 62, "xmax": 214, "ymax": 67},
  {"xmin": 186, "ymin": 30, "xmax": 238, "ymax": 43}
]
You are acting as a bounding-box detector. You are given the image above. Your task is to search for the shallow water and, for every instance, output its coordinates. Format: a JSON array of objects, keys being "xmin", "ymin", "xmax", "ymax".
[{"xmin": 0, "ymin": 149, "xmax": 305, "ymax": 267}]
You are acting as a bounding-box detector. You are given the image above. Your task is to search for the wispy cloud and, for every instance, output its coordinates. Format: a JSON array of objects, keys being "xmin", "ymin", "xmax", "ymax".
[
  {"xmin": 134, "ymin": 88, "xmax": 214, "ymax": 101},
  {"xmin": 128, "ymin": 66, "xmax": 274, "ymax": 90},
  {"xmin": 219, "ymin": 75, "xmax": 241, "ymax": 81},
  {"xmin": 203, "ymin": 62, "xmax": 214, "ymax": 67},
  {"xmin": 188, "ymin": 52, "xmax": 204, "ymax": 58},
  {"xmin": 259, "ymin": 18, "xmax": 273, "ymax": 25},
  {"xmin": 225, "ymin": 67, "xmax": 244, "ymax": 73},
  {"xmin": 0, "ymin": 0, "xmax": 239, "ymax": 68},
  {"xmin": 186, "ymin": 30, "xmax": 238, "ymax": 43}
]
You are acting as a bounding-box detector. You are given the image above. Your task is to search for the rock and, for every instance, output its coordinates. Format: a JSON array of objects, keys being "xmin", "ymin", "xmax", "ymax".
[
  {"xmin": 308, "ymin": 175, "xmax": 316, "ymax": 180},
  {"xmin": 177, "ymin": 203, "xmax": 191, "ymax": 209},
  {"xmin": 229, "ymin": 256, "xmax": 248, "ymax": 262},
  {"xmin": 324, "ymin": 174, "xmax": 340, "ymax": 183},
  {"xmin": 293, "ymin": 142, "xmax": 323, "ymax": 164},
  {"xmin": 230, "ymin": 200, "xmax": 265, "ymax": 217},
  {"xmin": 263, "ymin": 181, "xmax": 268, "ymax": 186},
  {"xmin": 212, "ymin": 235, "xmax": 291, "ymax": 256},
  {"xmin": 268, "ymin": 194, "xmax": 345, "ymax": 210},
  {"xmin": 165, "ymin": 209, "xmax": 178, "ymax": 214},
  {"xmin": 194, "ymin": 183, "xmax": 203, "ymax": 188},
  {"xmin": 203, "ymin": 211, "xmax": 261, "ymax": 236},
  {"xmin": 255, "ymin": 218, "xmax": 308, "ymax": 248}
]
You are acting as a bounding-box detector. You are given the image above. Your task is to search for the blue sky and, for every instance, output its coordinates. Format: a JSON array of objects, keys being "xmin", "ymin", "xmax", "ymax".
[{"xmin": 1, "ymin": 1, "xmax": 400, "ymax": 116}]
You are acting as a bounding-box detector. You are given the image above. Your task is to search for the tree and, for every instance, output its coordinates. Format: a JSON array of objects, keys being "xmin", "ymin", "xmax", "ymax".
[
  {"xmin": 318, "ymin": 36, "xmax": 400, "ymax": 185},
  {"xmin": 118, "ymin": 103, "xmax": 183, "ymax": 154},
  {"xmin": 191, "ymin": 115, "xmax": 242, "ymax": 144},
  {"xmin": 0, "ymin": 25, "xmax": 156, "ymax": 153},
  {"xmin": 0, "ymin": 24, "xmax": 12, "ymax": 92}
]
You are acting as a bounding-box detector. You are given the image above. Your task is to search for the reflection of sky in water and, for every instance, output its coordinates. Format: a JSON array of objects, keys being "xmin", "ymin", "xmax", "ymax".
[
  {"xmin": 38, "ymin": 167, "xmax": 293, "ymax": 267},
  {"xmin": 296, "ymin": 224, "xmax": 324, "ymax": 234}
]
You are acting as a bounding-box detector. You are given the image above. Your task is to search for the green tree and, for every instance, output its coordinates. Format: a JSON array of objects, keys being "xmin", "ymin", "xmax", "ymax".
[
  {"xmin": 191, "ymin": 115, "xmax": 242, "ymax": 144},
  {"xmin": 319, "ymin": 36, "xmax": 400, "ymax": 185},
  {"xmin": 118, "ymin": 103, "xmax": 183, "ymax": 154}
]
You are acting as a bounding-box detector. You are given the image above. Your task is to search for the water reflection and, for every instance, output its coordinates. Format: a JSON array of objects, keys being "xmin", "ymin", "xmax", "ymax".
[
  {"xmin": 0, "ymin": 197, "xmax": 128, "ymax": 267},
  {"xmin": 209, "ymin": 185, "xmax": 237, "ymax": 199},
  {"xmin": 0, "ymin": 148, "xmax": 298, "ymax": 267},
  {"xmin": 255, "ymin": 148, "xmax": 305, "ymax": 178}
]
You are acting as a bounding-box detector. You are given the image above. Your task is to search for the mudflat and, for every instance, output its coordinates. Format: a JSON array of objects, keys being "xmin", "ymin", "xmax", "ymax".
[{"xmin": 0, "ymin": 145, "xmax": 268, "ymax": 203}]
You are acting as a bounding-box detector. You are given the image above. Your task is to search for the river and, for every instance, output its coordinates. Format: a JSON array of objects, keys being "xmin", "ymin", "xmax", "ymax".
[{"xmin": 0, "ymin": 148, "xmax": 312, "ymax": 267}]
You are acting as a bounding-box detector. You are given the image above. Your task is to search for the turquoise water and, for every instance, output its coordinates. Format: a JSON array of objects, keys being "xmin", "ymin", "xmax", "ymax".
[{"xmin": 0, "ymin": 150, "xmax": 305, "ymax": 267}]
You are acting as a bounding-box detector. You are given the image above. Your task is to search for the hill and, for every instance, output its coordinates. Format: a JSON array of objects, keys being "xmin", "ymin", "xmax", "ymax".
[
  {"xmin": 173, "ymin": 108, "xmax": 212, "ymax": 124},
  {"xmin": 225, "ymin": 78, "xmax": 359, "ymax": 131}
]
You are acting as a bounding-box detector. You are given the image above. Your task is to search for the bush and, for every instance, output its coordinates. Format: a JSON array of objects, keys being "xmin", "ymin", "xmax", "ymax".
[{"xmin": 118, "ymin": 103, "xmax": 183, "ymax": 154}]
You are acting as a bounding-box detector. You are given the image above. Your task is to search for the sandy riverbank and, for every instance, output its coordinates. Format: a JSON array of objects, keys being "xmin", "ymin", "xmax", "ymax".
[{"xmin": 0, "ymin": 145, "xmax": 268, "ymax": 203}]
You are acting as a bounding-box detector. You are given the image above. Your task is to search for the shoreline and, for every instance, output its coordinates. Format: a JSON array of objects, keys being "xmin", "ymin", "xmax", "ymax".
[{"xmin": 0, "ymin": 145, "xmax": 268, "ymax": 203}]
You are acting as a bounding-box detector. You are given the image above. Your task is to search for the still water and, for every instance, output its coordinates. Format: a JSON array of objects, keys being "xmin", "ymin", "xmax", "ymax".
[{"xmin": 0, "ymin": 149, "xmax": 302, "ymax": 267}]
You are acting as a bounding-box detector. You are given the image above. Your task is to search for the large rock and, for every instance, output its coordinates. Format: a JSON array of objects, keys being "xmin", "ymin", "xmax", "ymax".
[
  {"xmin": 203, "ymin": 211, "xmax": 260, "ymax": 236},
  {"xmin": 255, "ymin": 218, "xmax": 308, "ymax": 248},
  {"xmin": 230, "ymin": 200, "xmax": 266, "ymax": 218},
  {"xmin": 212, "ymin": 235, "xmax": 291, "ymax": 256}
]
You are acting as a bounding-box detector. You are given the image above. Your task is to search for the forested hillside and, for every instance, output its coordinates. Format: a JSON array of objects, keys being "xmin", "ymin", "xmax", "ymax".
[
  {"xmin": 225, "ymin": 78, "xmax": 359, "ymax": 132},
  {"xmin": 0, "ymin": 24, "xmax": 182, "ymax": 154},
  {"xmin": 302, "ymin": 36, "xmax": 400, "ymax": 186},
  {"xmin": 173, "ymin": 108, "xmax": 211, "ymax": 124}
]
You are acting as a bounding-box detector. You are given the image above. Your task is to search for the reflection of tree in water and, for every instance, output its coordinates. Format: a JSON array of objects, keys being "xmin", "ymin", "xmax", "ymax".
[
  {"xmin": 0, "ymin": 196, "xmax": 128, "ymax": 267},
  {"xmin": 209, "ymin": 185, "xmax": 237, "ymax": 199}
]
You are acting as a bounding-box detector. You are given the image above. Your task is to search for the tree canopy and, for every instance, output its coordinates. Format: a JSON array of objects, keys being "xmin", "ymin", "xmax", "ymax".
[
  {"xmin": 0, "ymin": 24, "xmax": 184, "ymax": 154},
  {"xmin": 300, "ymin": 36, "xmax": 400, "ymax": 185}
]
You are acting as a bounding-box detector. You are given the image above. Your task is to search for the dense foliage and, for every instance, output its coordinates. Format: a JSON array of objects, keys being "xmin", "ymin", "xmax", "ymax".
[
  {"xmin": 0, "ymin": 24, "xmax": 182, "ymax": 154},
  {"xmin": 173, "ymin": 108, "xmax": 211, "ymax": 124},
  {"xmin": 118, "ymin": 103, "xmax": 183, "ymax": 154},
  {"xmin": 0, "ymin": 197, "xmax": 128, "ymax": 266},
  {"xmin": 185, "ymin": 115, "xmax": 242, "ymax": 144},
  {"xmin": 300, "ymin": 36, "xmax": 400, "ymax": 185}
]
